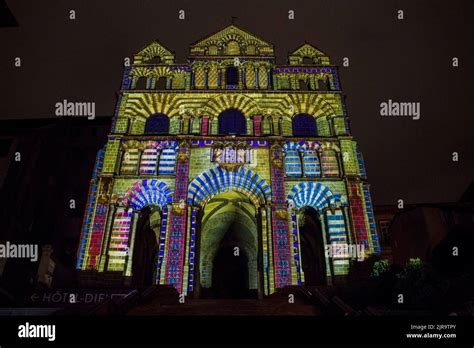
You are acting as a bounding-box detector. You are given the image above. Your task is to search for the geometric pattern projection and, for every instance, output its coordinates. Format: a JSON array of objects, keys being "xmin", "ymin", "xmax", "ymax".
[
  {"xmin": 287, "ymin": 182, "xmax": 342, "ymax": 210},
  {"xmin": 123, "ymin": 179, "xmax": 173, "ymax": 210},
  {"xmin": 187, "ymin": 165, "xmax": 271, "ymax": 207},
  {"xmin": 77, "ymin": 24, "xmax": 380, "ymax": 296}
]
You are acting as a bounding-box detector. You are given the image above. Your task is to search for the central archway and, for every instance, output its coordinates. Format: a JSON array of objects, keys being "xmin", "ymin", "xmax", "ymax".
[
  {"xmin": 188, "ymin": 166, "xmax": 271, "ymax": 298},
  {"xmin": 198, "ymin": 191, "xmax": 258, "ymax": 299}
]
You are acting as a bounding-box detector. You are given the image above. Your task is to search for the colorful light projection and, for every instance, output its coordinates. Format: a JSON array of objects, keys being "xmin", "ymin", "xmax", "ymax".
[{"xmin": 77, "ymin": 24, "xmax": 380, "ymax": 296}]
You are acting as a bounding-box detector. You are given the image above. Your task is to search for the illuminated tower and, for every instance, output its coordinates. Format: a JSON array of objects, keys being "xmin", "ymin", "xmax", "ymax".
[{"xmin": 77, "ymin": 25, "xmax": 380, "ymax": 298}]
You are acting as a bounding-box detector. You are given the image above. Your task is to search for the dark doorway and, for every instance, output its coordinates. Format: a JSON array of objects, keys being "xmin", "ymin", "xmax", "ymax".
[
  {"xmin": 131, "ymin": 206, "xmax": 160, "ymax": 288},
  {"xmin": 225, "ymin": 66, "xmax": 239, "ymax": 88},
  {"xmin": 211, "ymin": 245, "xmax": 249, "ymax": 299},
  {"xmin": 299, "ymin": 207, "xmax": 327, "ymax": 285}
]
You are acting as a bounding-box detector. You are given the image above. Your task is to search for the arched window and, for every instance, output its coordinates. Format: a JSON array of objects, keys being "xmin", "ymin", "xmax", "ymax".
[
  {"xmin": 139, "ymin": 147, "xmax": 159, "ymax": 175},
  {"xmin": 292, "ymin": 113, "xmax": 317, "ymax": 136},
  {"xmin": 208, "ymin": 45, "xmax": 218, "ymax": 55},
  {"xmin": 246, "ymin": 45, "xmax": 256, "ymax": 55},
  {"xmin": 225, "ymin": 67, "xmax": 239, "ymax": 88},
  {"xmin": 303, "ymin": 149, "xmax": 320, "ymax": 177},
  {"xmin": 321, "ymin": 150, "xmax": 339, "ymax": 176},
  {"xmin": 284, "ymin": 148, "xmax": 302, "ymax": 177},
  {"xmin": 144, "ymin": 113, "xmax": 169, "ymax": 134},
  {"xmin": 218, "ymin": 108, "xmax": 246, "ymax": 135},
  {"xmin": 227, "ymin": 40, "xmax": 240, "ymax": 55},
  {"xmin": 135, "ymin": 76, "xmax": 148, "ymax": 90},
  {"xmin": 158, "ymin": 148, "xmax": 176, "ymax": 175},
  {"xmin": 298, "ymin": 79, "xmax": 310, "ymax": 91},
  {"xmin": 155, "ymin": 77, "xmax": 167, "ymax": 90},
  {"xmin": 121, "ymin": 148, "xmax": 140, "ymax": 174},
  {"xmin": 317, "ymin": 77, "xmax": 331, "ymax": 91},
  {"xmin": 147, "ymin": 56, "xmax": 162, "ymax": 64}
]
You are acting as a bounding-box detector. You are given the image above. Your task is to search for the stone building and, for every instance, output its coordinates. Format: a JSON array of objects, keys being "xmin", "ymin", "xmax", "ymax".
[{"xmin": 76, "ymin": 25, "xmax": 380, "ymax": 299}]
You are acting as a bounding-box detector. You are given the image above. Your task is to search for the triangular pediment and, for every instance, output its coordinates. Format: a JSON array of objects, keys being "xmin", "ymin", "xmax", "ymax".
[
  {"xmin": 289, "ymin": 43, "xmax": 330, "ymax": 65},
  {"xmin": 190, "ymin": 25, "xmax": 274, "ymax": 56},
  {"xmin": 134, "ymin": 41, "xmax": 175, "ymax": 64}
]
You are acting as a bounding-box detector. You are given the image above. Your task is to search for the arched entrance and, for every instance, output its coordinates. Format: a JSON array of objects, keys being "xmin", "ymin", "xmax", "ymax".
[
  {"xmin": 121, "ymin": 179, "xmax": 173, "ymax": 287},
  {"xmin": 187, "ymin": 166, "xmax": 272, "ymax": 298},
  {"xmin": 288, "ymin": 182, "xmax": 347, "ymax": 285},
  {"xmin": 131, "ymin": 205, "xmax": 162, "ymax": 287},
  {"xmin": 212, "ymin": 244, "xmax": 249, "ymax": 299},
  {"xmin": 298, "ymin": 207, "xmax": 326, "ymax": 285},
  {"xmin": 198, "ymin": 191, "xmax": 258, "ymax": 299}
]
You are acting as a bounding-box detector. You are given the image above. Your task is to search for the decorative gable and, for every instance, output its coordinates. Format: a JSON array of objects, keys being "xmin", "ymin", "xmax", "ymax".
[
  {"xmin": 134, "ymin": 41, "xmax": 175, "ymax": 64},
  {"xmin": 289, "ymin": 43, "xmax": 330, "ymax": 65},
  {"xmin": 189, "ymin": 25, "xmax": 274, "ymax": 56}
]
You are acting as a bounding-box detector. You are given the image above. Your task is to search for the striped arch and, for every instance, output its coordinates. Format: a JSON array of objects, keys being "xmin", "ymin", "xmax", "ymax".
[
  {"xmin": 124, "ymin": 94, "xmax": 184, "ymax": 120},
  {"xmin": 280, "ymin": 94, "xmax": 339, "ymax": 118},
  {"xmin": 287, "ymin": 182, "xmax": 342, "ymax": 211},
  {"xmin": 201, "ymin": 94, "xmax": 261, "ymax": 118},
  {"xmin": 188, "ymin": 166, "xmax": 271, "ymax": 207},
  {"xmin": 123, "ymin": 179, "xmax": 173, "ymax": 211}
]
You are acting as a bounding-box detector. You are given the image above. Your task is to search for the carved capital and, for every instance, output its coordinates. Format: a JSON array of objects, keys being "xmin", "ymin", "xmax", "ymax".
[{"xmin": 275, "ymin": 209, "xmax": 288, "ymax": 220}]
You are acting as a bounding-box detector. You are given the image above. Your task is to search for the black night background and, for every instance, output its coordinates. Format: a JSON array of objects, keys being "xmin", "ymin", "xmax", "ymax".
[{"xmin": 0, "ymin": 0, "xmax": 473, "ymax": 346}]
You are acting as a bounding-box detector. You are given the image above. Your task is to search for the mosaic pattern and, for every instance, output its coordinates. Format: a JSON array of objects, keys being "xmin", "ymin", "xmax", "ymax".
[
  {"xmin": 287, "ymin": 182, "xmax": 342, "ymax": 210},
  {"xmin": 187, "ymin": 165, "xmax": 271, "ymax": 206},
  {"xmin": 123, "ymin": 179, "xmax": 173, "ymax": 210}
]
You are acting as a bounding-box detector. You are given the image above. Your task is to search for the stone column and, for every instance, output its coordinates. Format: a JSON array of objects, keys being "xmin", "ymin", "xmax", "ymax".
[{"xmin": 124, "ymin": 209, "xmax": 139, "ymax": 279}]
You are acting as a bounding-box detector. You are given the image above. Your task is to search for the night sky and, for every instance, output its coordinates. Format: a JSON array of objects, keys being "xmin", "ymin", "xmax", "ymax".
[{"xmin": 0, "ymin": 0, "xmax": 472, "ymax": 205}]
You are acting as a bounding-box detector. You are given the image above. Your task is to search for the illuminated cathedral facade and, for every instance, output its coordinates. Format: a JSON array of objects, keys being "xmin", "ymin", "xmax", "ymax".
[{"xmin": 76, "ymin": 25, "xmax": 380, "ymax": 298}]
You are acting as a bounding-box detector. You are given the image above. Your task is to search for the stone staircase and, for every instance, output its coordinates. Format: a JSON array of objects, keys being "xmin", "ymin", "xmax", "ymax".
[{"xmin": 85, "ymin": 285, "xmax": 364, "ymax": 316}]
